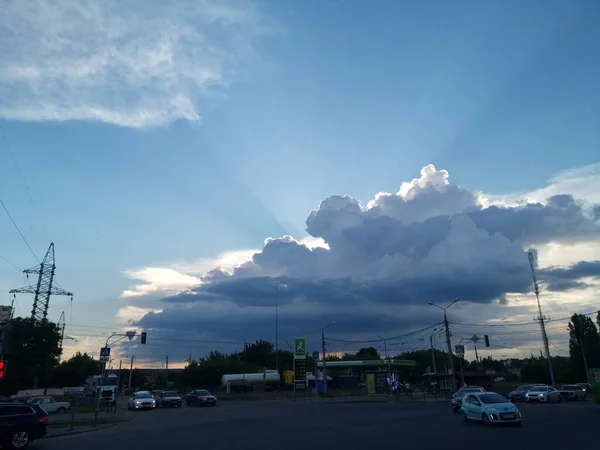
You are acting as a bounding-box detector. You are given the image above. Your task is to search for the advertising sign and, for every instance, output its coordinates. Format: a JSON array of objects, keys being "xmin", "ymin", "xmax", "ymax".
[
  {"xmin": 293, "ymin": 338, "xmax": 306, "ymax": 358},
  {"xmin": 292, "ymin": 337, "xmax": 307, "ymax": 393}
]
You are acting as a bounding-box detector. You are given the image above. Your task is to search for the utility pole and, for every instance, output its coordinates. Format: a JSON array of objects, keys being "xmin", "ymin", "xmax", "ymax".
[
  {"xmin": 275, "ymin": 284, "xmax": 279, "ymax": 374},
  {"xmin": 321, "ymin": 321, "xmax": 336, "ymax": 396},
  {"xmin": 321, "ymin": 332, "xmax": 327, "ymax": 396},
  {"xmin": 577, "ymin": 336, "xmax": 591, "ymax": 384},
  {"xmin": 528, "ymin": 252, "xmax": 555, "ymax": 386},
  {"xmin": 443, "ymin": 311, "xmax": 455, "ymax": 390},
  {"xmin": 165, "ymin": 356, "xmax": 169, "ymax": 384},
  {"xmin": 117, "ymin": 360, "xmax": 122, "ymax": 398},
  {"xmin": 9, "ymin": 243, "xmax": 73, "ymax": 323},
  {"xmin": 128, "ymin": 356, "xmax": 135, "ymax": 388},
  {"xmin": 429, "ymin": 328, "xmax": 437, "ymax": 374},
  {"xmin": 429, "ymin": 299, "xmax": 459, "ymax": 392}
]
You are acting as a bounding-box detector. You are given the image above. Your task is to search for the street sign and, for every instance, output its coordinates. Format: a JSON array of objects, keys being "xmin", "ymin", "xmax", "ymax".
[
  {"xmin": 294, "ymin": 338, "xmax": 306, "ymax": 358},
  {"xmin": 312, "ymin": 351, "xmax": 320, "ymax": 360},
  {"xmin": 100, "ymin": 347, "xmax": 111, "ymax": 362},
  {"xmin": 471, "ymin": 335, "xmax": 480, "ymax": 343},
  {"xmin": 455, "ymin": 344, "xmax": 465, "ymax": 354}
]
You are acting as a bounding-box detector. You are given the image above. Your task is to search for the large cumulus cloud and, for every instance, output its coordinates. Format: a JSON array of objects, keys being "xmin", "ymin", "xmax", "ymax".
[{"xmin": 130, "ymin": 164, "xmax": 600, "ymax": 361}]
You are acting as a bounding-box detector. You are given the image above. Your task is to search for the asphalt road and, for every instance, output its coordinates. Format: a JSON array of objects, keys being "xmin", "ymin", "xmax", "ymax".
[{"xmin": 36, "ymin": 399, "xmax": 600, "ymax": 450}]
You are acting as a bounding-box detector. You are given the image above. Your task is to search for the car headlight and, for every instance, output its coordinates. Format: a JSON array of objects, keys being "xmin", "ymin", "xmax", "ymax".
[{"xmin": 135, "ymin": 400, "xmax": 141, "ymax": 404}]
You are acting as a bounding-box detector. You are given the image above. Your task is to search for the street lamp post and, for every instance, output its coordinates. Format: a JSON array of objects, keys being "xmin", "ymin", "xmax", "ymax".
[
  {"xmin": 275, "ymin": 284, "xmax": 279, "ymax": 373},
  {"xmin": 429, "ymin": 328, "xmax": 438, "ymax": 374},
  {"xmin": 321, "ymin": 321, "xmax": 336, "ymax": 396},
  {"xmin": 428, "ymin": 298, "xmax": 459, "ymax": 391},
  {"xmin": 96, "ymin": 331, "xmax": 136, "ymax": 412},
  {"xmin": 241, "ymin": 336, "xmax": 246, "ymax": 385}
]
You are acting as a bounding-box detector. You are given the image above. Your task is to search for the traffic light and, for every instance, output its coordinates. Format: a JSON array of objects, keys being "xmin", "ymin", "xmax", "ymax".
[
  {"xmin": 484, "ymin": 335, "xmax": 490, "ymax": 347},
  {"xmin": 0, "ymin": 360, "xmax": 7, "ymax": 379},
  {"xmin": 140, "ymin": 331, "xmax": 147, "ymax": 344}
]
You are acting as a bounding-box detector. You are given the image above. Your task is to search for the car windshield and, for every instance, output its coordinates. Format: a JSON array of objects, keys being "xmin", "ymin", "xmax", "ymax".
[
  {"xmin": 516, "ymin": 385, "xmax": 531, "ymax": 391},
  {"xmin": 478, "ymin": 393, "xmax": 508, "ymax": 404},
  {"xmin": 197, "ymin": 390, "xmax": 211, "ymax": 396},
  {"xmin": 136, "ymin": 393, "xmax": 152, "ymax": 399},
  {"xmin": 529, "ymin": 387, "xmax": 546, "ymax": 392},
  {"xmin": 163, "ymin": 392, "xmax": 178, "ymax": 397},
  {"xmin": 561, "ymin": 385, "xmax": 577, "ymax": 390}
]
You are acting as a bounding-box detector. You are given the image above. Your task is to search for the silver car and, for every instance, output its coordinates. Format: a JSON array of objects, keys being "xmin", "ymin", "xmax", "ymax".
[
  {"xmin": 128, "ymin": 391, "xmax": 156, "ymax": 410},
  {"xmin": 525, "ymin": 385, "xmax": 561, "ymax": 403}
]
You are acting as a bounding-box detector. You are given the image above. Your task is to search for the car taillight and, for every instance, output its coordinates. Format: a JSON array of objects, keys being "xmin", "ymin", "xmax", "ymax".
[{"xmin": 38, "ymin": 416, "xmax": 48, "ymax": 423}]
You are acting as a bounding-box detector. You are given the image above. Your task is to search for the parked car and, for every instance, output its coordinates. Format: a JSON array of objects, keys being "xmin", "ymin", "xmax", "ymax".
[
  {"xmin": 558, "ymin": 384, "xmax": 587, "ymax": 401},
  {"xmin": 525, "ymin": 385, "xmax": 561, "ymax": 402},
  {"xmin": 27, "ymin": 396, "xmax": 70, "ymax": 413},
  {"xmin": 185, "ymin": 389, "xmax": 217, "ymax": 406},
  {"xmin": 0, "ymin": 402, "xmax": 48, "ymax": 449},
  {"xmin": 451, "ymin": 386, "xmax": 486, "ymax": 412},
  {"xmin": 156, "ymin": 391, "xmax": 182, "ymax": 408},
  {"xmin": 577, "ymin": 383, "xmax": 593, "ymax": 394},
  {"xmin": 460, "ymin": 392, "xmax": 522, "ymax": 425},
  {"xmin": 507, "ymin": 384, "xmax": 546, "ymax": 402},
  {"xmin": 128, "ymin": 391, "xmax": 156, "ymax": 410}
]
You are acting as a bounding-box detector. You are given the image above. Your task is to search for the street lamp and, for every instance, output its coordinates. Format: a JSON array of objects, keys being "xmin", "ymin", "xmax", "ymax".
[
  {"xmin": 428, "ymin": 298, "xmax": 459, "ymax": 391},
  {"xmin": 96, "ymin": 331, "xmax": 136, "ymax": 412},
  {"xmin": 321, "ymin": 321, "xmax": 336, "ymax": 396},
  {"xmin": 274, "ymin": 282, "xmax": 287, "ymax": 374}
]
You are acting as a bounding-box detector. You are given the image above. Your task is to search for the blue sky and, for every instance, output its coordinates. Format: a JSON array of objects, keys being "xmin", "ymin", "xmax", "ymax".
[{"xmin": 1, "ymin": 1, "xmax": 599, "ymax": 362}]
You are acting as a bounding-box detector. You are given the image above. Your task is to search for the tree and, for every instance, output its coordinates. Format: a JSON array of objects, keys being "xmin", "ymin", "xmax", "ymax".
[
  {"xmin": 342, "ymin": 347, "xmax": 380, "ymax": 361},
  {"xmin": 241, "ymin": 340, "xmax": 274, "ymax": 367},
  {"xmin": 568, "ymin": 313, "xmax": 600, "ymax": 381},
  {"xmin": 0, "ymin": 318, "xmax": 62, "ymax": 394},
  {"xmin": 52, "ymin": 352, "xmax": 98, "ymax": 387}
]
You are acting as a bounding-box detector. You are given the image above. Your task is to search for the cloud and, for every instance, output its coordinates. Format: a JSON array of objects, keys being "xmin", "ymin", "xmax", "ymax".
[
  {"xmin": 0, "ymin": 0, "xmax": 270, "ymax": 127},
  {"xmin": 118, "ymin": 163, "xmax": 600, "ymax": 361}
]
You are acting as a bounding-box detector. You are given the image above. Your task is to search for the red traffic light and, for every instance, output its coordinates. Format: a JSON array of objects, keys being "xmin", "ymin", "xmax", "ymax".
[{"xmin": 0, "ymin": 360, "xmax": 7, "ymax": 379}]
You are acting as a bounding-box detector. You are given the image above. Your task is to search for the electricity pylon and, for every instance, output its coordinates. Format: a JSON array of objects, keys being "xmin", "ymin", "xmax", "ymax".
[{"xmin": 10, "ymin": 243, "xmax": 73, "ymax": 323}]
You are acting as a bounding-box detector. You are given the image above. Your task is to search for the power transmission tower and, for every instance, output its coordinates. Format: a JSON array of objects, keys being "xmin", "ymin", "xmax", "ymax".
[
  {"xmin": 528, "ymin": 251, "xmax": 555, "ymax": 386},
  {"xmin": 9, "ymin": 243, "xmax": 73, "ymax": 323}
]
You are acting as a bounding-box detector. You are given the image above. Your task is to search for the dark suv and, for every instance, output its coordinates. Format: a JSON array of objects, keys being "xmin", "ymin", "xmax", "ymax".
[{"xmin": 0, "ymin": 402, "xmax": 48, "ymax": 449}]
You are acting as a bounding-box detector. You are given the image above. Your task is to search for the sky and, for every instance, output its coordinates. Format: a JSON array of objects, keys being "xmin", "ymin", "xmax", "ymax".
[{"xmin": 1, "ymin": 0, "xmax": 599, "ymax": 368}]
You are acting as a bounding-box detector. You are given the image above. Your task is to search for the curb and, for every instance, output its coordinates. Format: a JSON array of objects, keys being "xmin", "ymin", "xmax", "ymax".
[
  {"xmin": 45, "ymin": 423, "xmax": 116, "ymax": 439},
  {"xmin": 49, "ymin": 417, "xmax": 131, "ymax": 426}
]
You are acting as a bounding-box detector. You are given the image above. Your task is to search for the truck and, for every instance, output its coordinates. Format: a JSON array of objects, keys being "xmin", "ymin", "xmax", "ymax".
[
  {"xmin": 220, "ymin": 372, "xmax": 281, "ymax": 392},
  {"xmin": 85, "ymin": 374, "xmax": 119, "ymax": 403}
]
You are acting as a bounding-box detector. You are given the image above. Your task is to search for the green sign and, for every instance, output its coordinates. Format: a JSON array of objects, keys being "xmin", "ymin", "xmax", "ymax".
[
  {"xmin": 294, "ymin": 338, "xmax": 306, "ymax": 358},
  {"xmin": 361, "ymin": 359, "xmax": 416, "ymax": 367}
]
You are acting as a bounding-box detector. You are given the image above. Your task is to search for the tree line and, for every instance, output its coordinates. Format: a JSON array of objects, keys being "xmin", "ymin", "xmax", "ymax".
[{"xmin": 0, "ymin": 313, "xmax": 598, "ymax": 395}]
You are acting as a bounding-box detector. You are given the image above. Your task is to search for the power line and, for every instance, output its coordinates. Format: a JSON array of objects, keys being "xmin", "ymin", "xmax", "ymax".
[
  {"xmin": 325, "ymin": 323, "xmax": 443, "ymax": 344},
  {"xmin": 0, "ymin": 198, "xmax": 39, "ymax": 262},
  {"xmin": 450, "ymin": 311, "xmax": 597, "ymax": 328},
  {"xmin": 0, "ymin": 254, "xmax": 21, "ymax": 271}
]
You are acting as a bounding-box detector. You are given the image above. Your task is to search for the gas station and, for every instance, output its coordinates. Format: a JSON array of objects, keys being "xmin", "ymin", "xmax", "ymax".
[{"xmin": 316, "ymin": 359, "xmax": 416, "ymax": 394}]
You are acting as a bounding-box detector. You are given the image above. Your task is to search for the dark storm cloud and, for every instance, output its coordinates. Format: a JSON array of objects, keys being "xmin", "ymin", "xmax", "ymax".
[
  {"xmin": 540, "ymin": 260, "xmax": 600, "ymax": 291},
  {"xmin": 467, "ymin": 195, "xmax": 599, "ymax": 244}
]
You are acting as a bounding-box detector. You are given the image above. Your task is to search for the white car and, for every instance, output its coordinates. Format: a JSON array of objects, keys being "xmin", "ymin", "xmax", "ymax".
[
  {"xmin": 28, "ymin": 396, "xmax": 70, "ymax": 413},
  {"xmin": 128, "ymin": 391, "xmax": 156, "ymax": 410},
  {"xmin": 461, "ymin": 392, "xmax": 522, "ymax": 425},
  {"xmin": 525, "ymin": 385, "xmax": 561, "ymax": 403}
]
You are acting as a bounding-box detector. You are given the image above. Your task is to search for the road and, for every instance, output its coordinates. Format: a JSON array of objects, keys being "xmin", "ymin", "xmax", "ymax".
[{"xmin": 36, "ymin": 400, "xmax": 600, "ymax": 450}]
